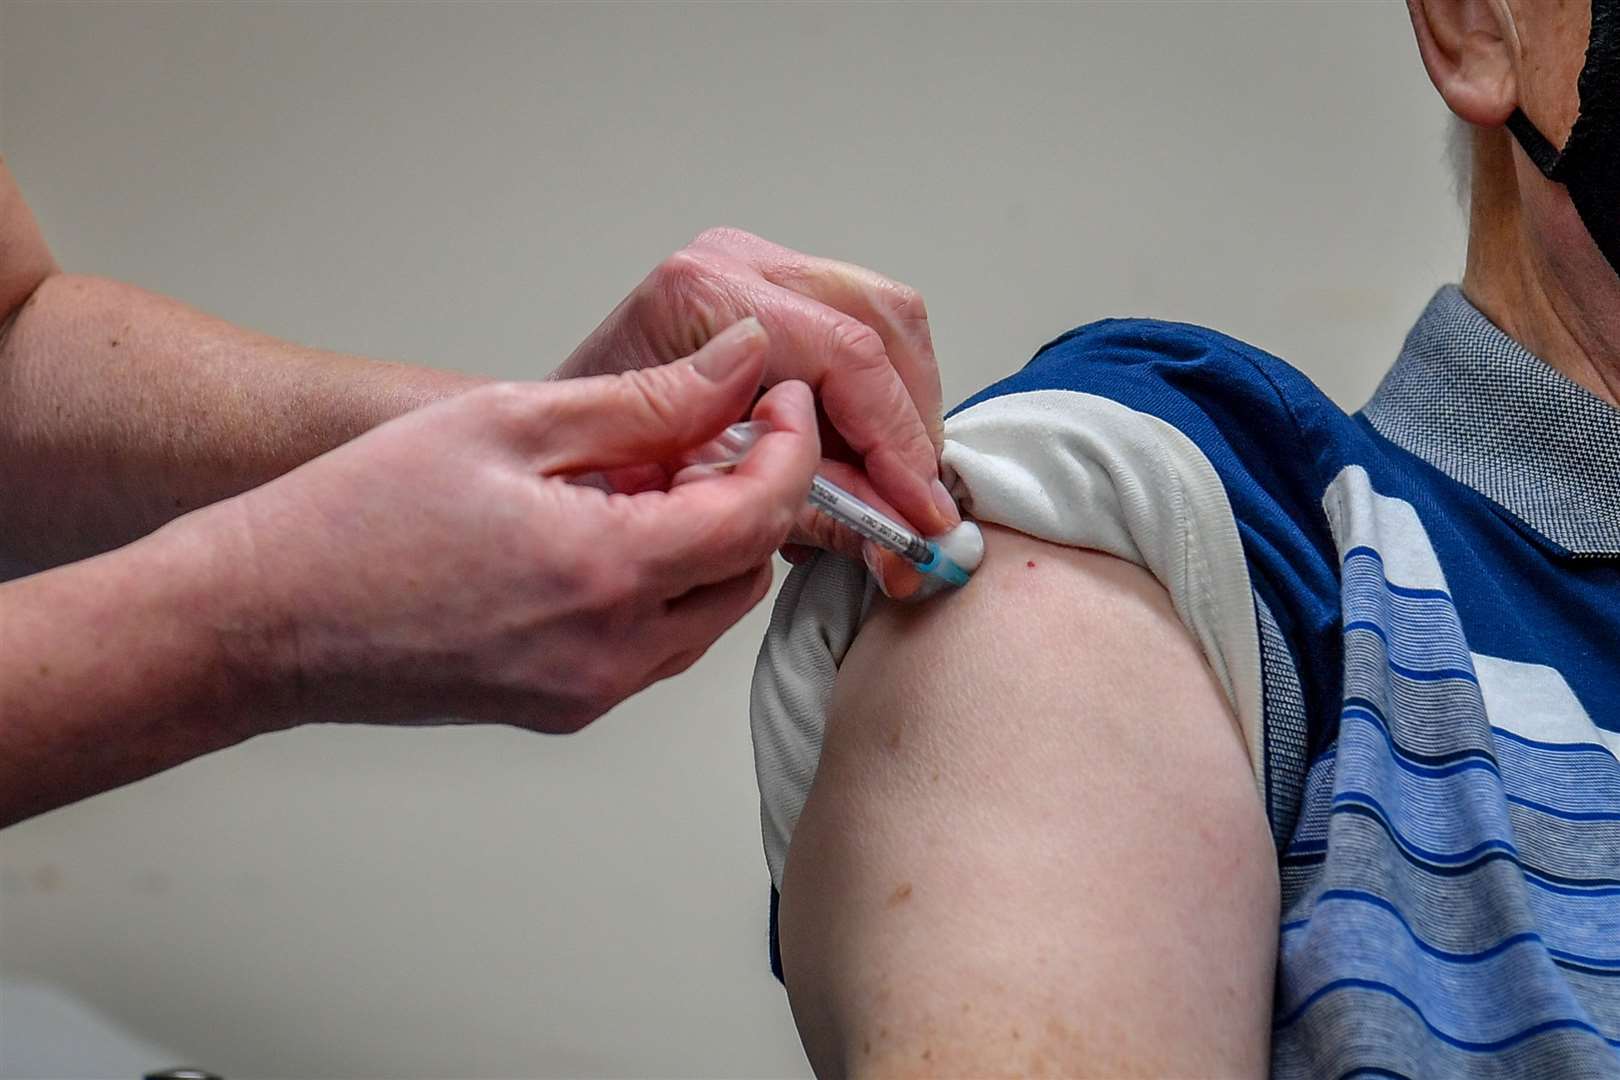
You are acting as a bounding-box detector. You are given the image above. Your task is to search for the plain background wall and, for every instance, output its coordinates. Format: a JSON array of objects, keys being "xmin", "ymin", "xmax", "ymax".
[{"xmin": 0, "ymin": 2, "xmax": 1466, "ymax": 1077}]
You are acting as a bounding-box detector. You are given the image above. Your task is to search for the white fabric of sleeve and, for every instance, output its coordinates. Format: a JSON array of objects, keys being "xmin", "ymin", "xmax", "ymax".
[{"xmin": 750, "ymin": 387, "xmax": 1264, "ymax": 889}]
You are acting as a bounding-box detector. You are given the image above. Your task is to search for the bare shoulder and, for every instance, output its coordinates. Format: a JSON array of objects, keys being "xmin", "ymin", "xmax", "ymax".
[
  {"xmin": 835, "ymin": 524, "xmax": 1249, "ymax": 761},
  {"xmin": 779, "ymin": 525, "xmax": 1278, "ymax": 1078}
]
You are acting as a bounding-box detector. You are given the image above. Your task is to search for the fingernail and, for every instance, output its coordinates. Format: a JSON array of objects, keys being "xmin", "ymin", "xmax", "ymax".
[
  {"xmin": 930, "ymin": 478, "xmax": 961, "ymax": 528},
  {"xmin": 694, "ymin": 317, "xmax": 765, "ymax": 381}
]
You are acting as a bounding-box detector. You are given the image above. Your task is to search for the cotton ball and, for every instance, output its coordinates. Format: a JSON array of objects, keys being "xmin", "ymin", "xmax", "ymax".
[
  {"xmin": 897, "ymin": 521, "xmax": 987, "ymax": 604},
  {"xmin": 933, "ymin": 521, "xmax": 984, "ymax": 573}
]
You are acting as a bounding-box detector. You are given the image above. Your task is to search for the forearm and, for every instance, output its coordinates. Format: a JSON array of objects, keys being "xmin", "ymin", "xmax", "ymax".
[
  {"xmin": 0, "ymin": 273, "xmax": 487, "ymax": 567},
  {"xmin": 0, "ymin": 512, "xmax": 275, "ymax": 826}
]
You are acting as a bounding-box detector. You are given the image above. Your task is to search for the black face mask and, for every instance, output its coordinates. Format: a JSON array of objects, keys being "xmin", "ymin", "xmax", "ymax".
[{"xmin": 1506, "ymin": 0, "xmax": 1620, "ymax": 277}]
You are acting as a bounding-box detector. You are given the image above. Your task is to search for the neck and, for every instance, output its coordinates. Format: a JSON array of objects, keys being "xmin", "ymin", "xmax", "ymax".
[{"xmin": 1462, "ymin": 126, "xmax": 1620, "ymax": 407}]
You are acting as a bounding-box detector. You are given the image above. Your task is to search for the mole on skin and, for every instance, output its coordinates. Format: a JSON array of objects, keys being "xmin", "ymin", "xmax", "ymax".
[{"xmin": 1027, "ymin": 560, "xmax": 1036, "ymax": 568}]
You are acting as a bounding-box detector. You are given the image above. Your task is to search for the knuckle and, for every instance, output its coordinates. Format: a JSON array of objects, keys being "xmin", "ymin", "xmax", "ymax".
[
  {"xmin": 539, "ymin": 538, "xmax": 598, "ymax": 602},
  {"xmin": 654, "ymin": 248, "xmax": 709, "ymax": 293},
  {"xmin": 649, "ymin": 250, "xmax": 724, "ymax": 353},
  {"xmin": 771, "ymin": 498, "xmax": 801, "ymax": 544},
  {"xmin": 549, "ymin": 712, "xmax": 595, "ymax": 736},
  {"xmin": 692, "ymin": 507, "xmax": 762, "ymax": 571},
  {"xmin": 727, "ymin": 491, "xmax": 793, "ymax": 554},
  {"xmin": 479, "ymin": 378, "xmax": 538, "ymax": 413},
  {"xmin": 828, "ymin": 317, "xmax": 888, "ymax": 371},
  {"xmin": 578, "ymin": 544, "xmax": 647, "ymax": 613},
  {"xmin": 663, "ymin": 648, "xmax": 705, "ymax": 680},
  {"xmin": 575, "ymin": 650, "xmax": 632, "ymax": 709},
  {"xmin": 480, "ymin": 380, "xmax": 551, "ymax": 435},
  {"xmin": 619, "ymin": 365, "xmax": 690, "ymax": 437},
  {"xmin": 743, "ymin": 498, "xmax": 797, "ymax": 557},
  {"xmin": 886, "ymin": 281, "xmax": 929, "ymax": 327},
  {"xmin": 690, "ymin": 225, "xmax": 758, "ymax": 252}
]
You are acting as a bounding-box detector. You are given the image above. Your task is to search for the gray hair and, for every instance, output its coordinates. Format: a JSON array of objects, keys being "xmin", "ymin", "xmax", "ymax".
[{"xmin": 1447, "ymin": 114, "xmax": 1473, "ymax": 210}]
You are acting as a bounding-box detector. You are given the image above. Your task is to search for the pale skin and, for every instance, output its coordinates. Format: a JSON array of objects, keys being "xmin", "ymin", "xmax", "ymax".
[
  {"xmin": 781, "ymin": 528, "xmax": 1277, "ymax": 1078},
  {"xmin": 776, "ymin": 2, "xmax": 1609, "ymax": 1076},
  {"xmin": 0, "ymin": 161, "xmax": 956, "ymax": 827}
]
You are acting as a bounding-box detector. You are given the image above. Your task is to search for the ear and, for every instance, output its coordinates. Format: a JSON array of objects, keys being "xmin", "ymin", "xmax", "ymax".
[{"xmin": 1408, "ymin": 0, "xmax": 1519, "ymax": 126}]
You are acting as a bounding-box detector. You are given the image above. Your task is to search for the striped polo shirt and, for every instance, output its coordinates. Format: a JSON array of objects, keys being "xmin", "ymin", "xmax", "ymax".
[{"xmin": 751, "ymin": 284, "xmax": 1620, "ymax": 1076}]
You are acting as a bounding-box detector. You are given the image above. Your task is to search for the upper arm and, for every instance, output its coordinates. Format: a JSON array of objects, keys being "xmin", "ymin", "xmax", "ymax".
[
  {"xmin": 0, "ymin": 158, "xmax": 57, "ymax": 328},
  {"xmin": 777, "ymin": 525, "xmax": 1279, "ymax": 1078}
]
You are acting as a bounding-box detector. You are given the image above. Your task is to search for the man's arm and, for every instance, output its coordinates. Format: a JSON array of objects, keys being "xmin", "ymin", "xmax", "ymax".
[
  {"xmin": 0, "ymin": 159, "xmax": 484, "ymax": 569},
  {"xmin": 777, "ymin": 526, "xmax": 1279, "ymax": 1077}
]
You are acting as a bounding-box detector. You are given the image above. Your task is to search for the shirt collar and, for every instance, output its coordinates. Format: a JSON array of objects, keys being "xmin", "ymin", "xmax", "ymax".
[{"xmin": 1361, "ymin": 284, "xmax": 1620, "ymax": 556}]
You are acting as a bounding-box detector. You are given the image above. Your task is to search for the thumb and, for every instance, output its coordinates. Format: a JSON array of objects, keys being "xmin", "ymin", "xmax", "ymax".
[{"xmin": 530, "ymin": 318, "xmax": 768, "ymax": 476}]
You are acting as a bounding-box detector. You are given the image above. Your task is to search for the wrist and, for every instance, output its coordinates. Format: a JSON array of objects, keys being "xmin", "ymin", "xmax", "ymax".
[
  {"xmin": 136, "ymin": 499, "xmax": 307, "ymax": 737},
  {"xmin": 361, "ymin": 362, "xmax": 491, "ymax": 420},
  {"xmin": 0, "ymin": 507, "xmax": 289, "ymax": 825}
]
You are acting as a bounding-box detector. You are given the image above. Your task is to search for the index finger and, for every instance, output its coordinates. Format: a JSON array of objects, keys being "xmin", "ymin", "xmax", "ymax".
[
  {"xmin": 691, "ymin": 229, "xmax": 944, "ymax": 456},
  {"xmin": 624, "ymin": 379, "xmax": 821, "ymax": 592},
  {"xmin": 698, "ymin": 276, "xmax": 947, "ymax": 538},
  {"xmin": 685, "ymin": 231, "xmax": 951, "ymax": 535}
]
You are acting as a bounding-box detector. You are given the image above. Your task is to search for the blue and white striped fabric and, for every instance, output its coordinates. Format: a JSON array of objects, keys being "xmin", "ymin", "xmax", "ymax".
[{"xmin": 750, "ymin": 285, "xmax": 1620, "ymax": 1077}]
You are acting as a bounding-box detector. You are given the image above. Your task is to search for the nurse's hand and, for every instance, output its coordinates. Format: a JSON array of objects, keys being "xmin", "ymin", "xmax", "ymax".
[
  {"xmin": 556, "ymin": 228, "xmax": 957, "ymax": 597},
  {"xmin": 196, "ymin": 319, "xmax": 817, "ymax": 734}
]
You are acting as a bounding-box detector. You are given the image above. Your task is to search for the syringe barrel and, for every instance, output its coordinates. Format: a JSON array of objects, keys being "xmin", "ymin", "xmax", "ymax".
[
  {"xmin": 682, "ymin": 422, "xmax": 934, "ymax": 565},
  {"xmin": 808, "ymin": 476, "xmax": 931, "ymax": 563}
]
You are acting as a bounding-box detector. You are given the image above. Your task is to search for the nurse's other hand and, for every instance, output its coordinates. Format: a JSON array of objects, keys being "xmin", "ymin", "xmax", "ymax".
[
  {"xmin": 194, "ymin": 319, "xmax": 817, "ymax": 733},
  {"xmin": 556, "ymin": 228, "xmax": 957, "ymax": 596}
]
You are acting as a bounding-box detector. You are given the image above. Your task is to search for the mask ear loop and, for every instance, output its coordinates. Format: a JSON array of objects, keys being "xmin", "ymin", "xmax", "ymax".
[
  {"xmin": 1493, "ymin": 0, "xmax": 1568, "ymax": 177},
  {"xmin": 1499, "ymin": 0, "xmax": 1620, "ymax": 284},
  {"xmin": 1507, "ymin": 107, "xmax": 1567, "ymax": 175}
]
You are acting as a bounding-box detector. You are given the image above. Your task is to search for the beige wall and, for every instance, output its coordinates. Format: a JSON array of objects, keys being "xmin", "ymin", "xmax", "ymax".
[{"xmin": 0, "ymin": 2, "xmax": 1464, "ymax": 1077}]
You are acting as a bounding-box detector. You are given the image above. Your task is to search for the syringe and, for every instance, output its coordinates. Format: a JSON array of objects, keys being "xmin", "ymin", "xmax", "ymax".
[
  {"xmin": 679, "ymin": 421, "xmax": 977, "ymax": 591},
  {"xmin": 806, "ymin": 473, "xmax": 971, "ymax": 587}
]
